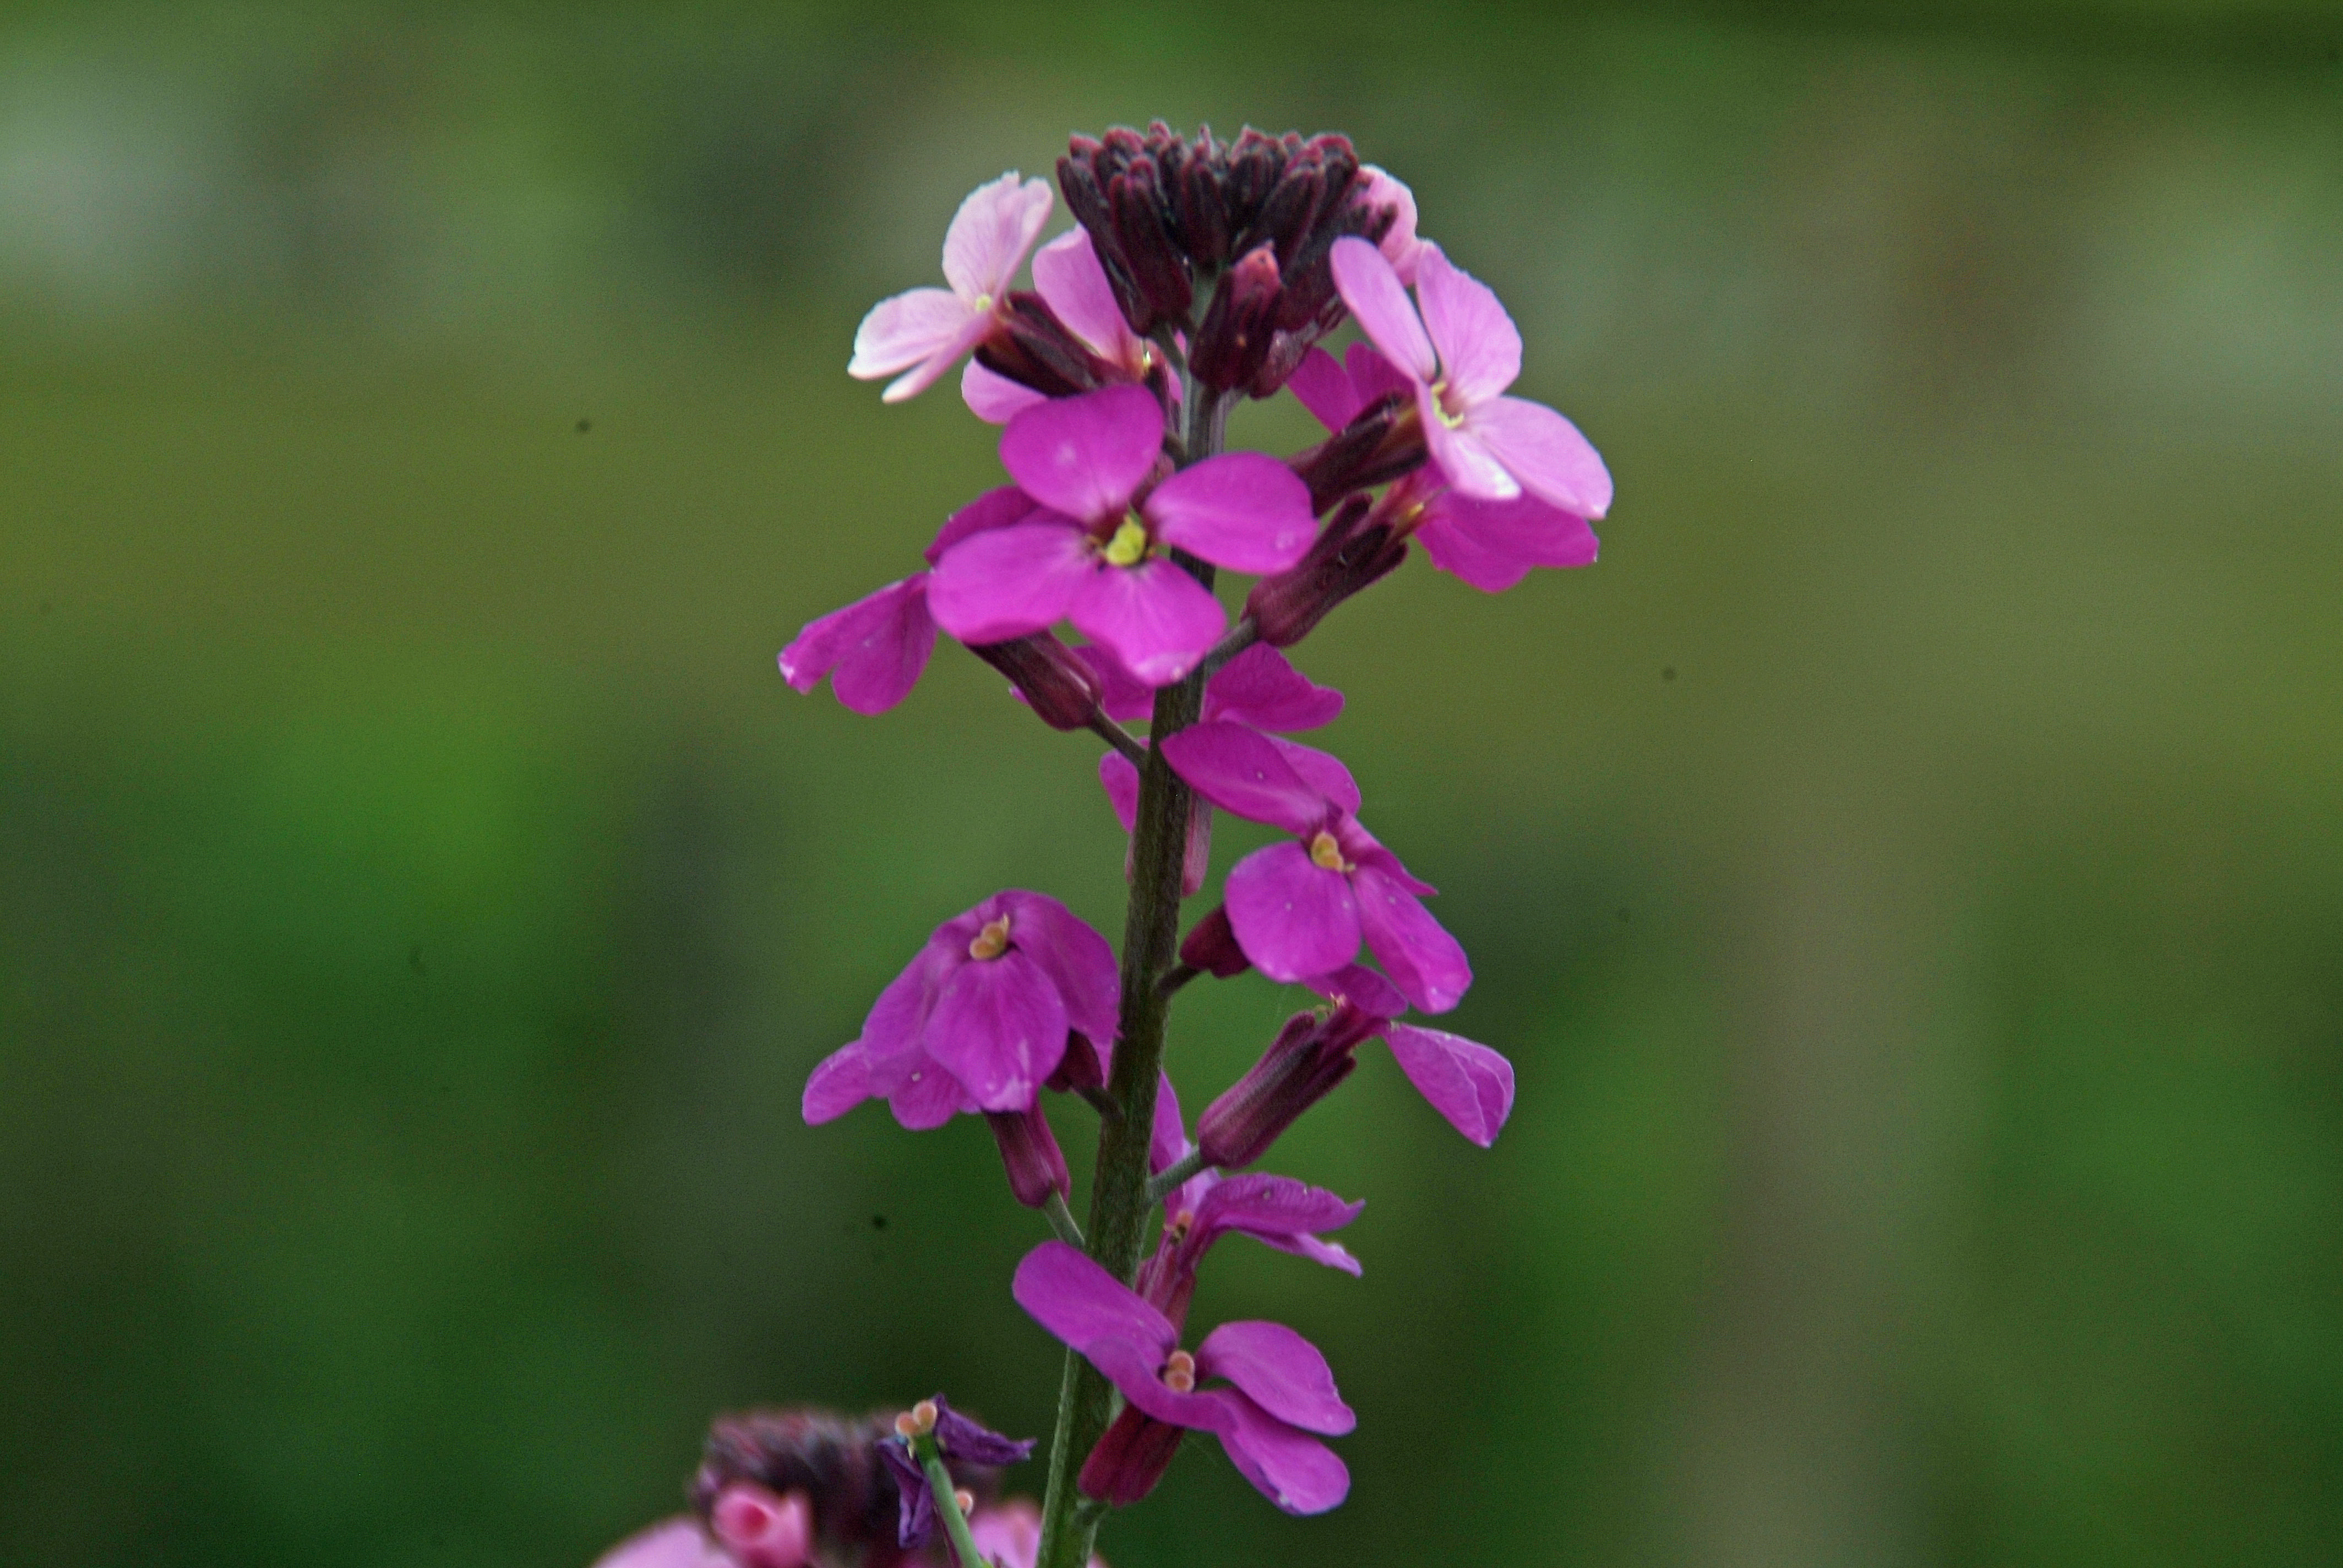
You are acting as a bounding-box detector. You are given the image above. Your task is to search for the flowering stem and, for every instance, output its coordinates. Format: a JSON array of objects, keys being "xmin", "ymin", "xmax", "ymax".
[
  {"xmin": 1043, "ymin": 1191, "xmax": 1086, "ymax": 1249},
  {"xmin": 1144, "ymin": 1148, "xmax": 1210, "ymax": 1205},
  {"xmin": 1032, "ymin": 371, "xmax": 1232, "ymax": 1568},
  {"xmin": 914, "ymin": 1439, "xmax": 988, "ymax": 1568}
]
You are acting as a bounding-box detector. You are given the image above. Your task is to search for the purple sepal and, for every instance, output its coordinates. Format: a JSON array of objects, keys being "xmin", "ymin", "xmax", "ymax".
[
  {"xmin": 985, "ymin": 1103, "xmax": 1072, "ymax": 1208},
  {"xmin": 878, "ymin": 1437, "xmax": 936, "ymax": 1549},
  {"xmin": 1078, "ymin": 1404, "xmax": 1186, "ymax": 1506},
  {"xmin": 1179, "ymin": 905, "xmax": 1251, "ymax": 979},
  {"xmin": 1244, "ymin": 493, "xmax": 1408, "ymax": 649},
  {"xmin": 980, "ymin": 632, "xmax": 1105, "ymax": 730},
  {"xmin": 930, "ymin": 1394, "xmax": 1039, "ymax": 1466},
  {"xmin": 1195, "ymin": 1010, "xmax": 1358, "ymax": 1169}
]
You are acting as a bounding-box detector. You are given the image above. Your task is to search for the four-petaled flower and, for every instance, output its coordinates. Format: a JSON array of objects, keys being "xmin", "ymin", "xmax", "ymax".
[
  {"xmin": 1159, "ymin": 721, "xmax": 1471, "ymax": 1014},
  {"xmin": 1289, "ymin": 341, "xmax": 1600, "ymax": 592},
  {"xmin": 803, "ymin": 890, "xmax": 1119, "ymax": 1127},
  {"xmin": 1013, "ymin": 1240, "xmax": 1354, "ymax": 1515},
  {"xmin": 851, "ymin": 172, "xmax": 1055, "ymax": 403},
  {"xmin": 1329, "ymin": 235, "xmax": 1612, "ymax": 517},
  {"xmin": 927, "ymin": 385, "xmax": 1319, "ymax": 686}
]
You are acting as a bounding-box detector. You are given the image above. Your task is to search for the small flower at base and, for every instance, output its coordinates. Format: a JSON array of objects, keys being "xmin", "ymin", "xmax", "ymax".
[
  {"xmin": 710, "ymin": 1482, "xmax": 814, "ymax": 1568},
  {"xmin": 1195, "ymin": 1010, "xmax": 1360, "ymax": 1169},
  {"xmin": 985, "ymin": 1102, "xmax": 1072, "ymax": 1209},
  {"xmin": 1189, "ymin": 244, "xmax": 1282, "ymax": 393},
  {"xmin": 1244, "ymin": 495, "xmax": 1409, "ymax": 648},
  {"xmin": 1078, "ymin": 1404, "xmax": 1187, "ymax": 1507},
  {"xmin": 1178, "ymin": 905, "xmax": 1251, "ymax": 979},
  {"xmin": 880, "ymin": 1396, "xmax": 1037, "ymax": 1550}
]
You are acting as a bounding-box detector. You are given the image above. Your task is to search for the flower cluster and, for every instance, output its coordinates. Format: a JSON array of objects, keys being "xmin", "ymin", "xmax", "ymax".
[{"xmin": 603, "ymin": 121, "xmax": 1605, "ymax": 1568}]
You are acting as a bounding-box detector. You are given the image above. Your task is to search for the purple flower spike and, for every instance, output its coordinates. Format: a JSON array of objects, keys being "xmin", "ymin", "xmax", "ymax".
[
  {"xmin": 850, "ymin": 173, "xmax": 1054, "ymax": 402},
  {"xmin": 1138, "ymin": 1074, "xmax": 1363, "ymax": 1329},
  {"xmin": 928, "ymin": 385, "xmax": 1320, "ymax": 686},
  {"xmin": 1330, "ymin": 236, "xmax": 1612, "ymax": 517},
  {"xmin": 1013, "ymin": 1240, "xmax": 1354, "ymax": 1515},
  {"xmin": 1159, "ymin": 721, "xmax": 1471, "ymax": 1014},
  {"xmin": 803, "ymin": 890, "xmax": 1118, "ymax": 1128}
]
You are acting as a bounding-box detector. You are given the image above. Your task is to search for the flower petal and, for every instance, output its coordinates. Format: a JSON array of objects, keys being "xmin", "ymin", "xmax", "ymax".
[
  {"xmin": 1360, "ymin": 165, "xmax": 1425, "ymax": 286},
  {"xmin": 1203, "ymin": 645, "xmax": 1343, "ymax": 733},
  {"xmin": 1465, "ymin": 396, "xmax": 1613, "ymax": 518},
  {"xmin": 802, "ymin": 1040, "xmax": 873, "ymax": 1125},
  {"xmin": 924, "ymin": 949, "xmax": 1068, "ymax": 1111},
  {"xmin": 1263, "ymin": 737, "xmax": 1362, "ymax": 816},
  {"xmin": 1225, "ymin": 841, "xmax": 1361, "ymax": 982},
  {"xmin": 593, "ymin": 1517, "xmax": 735, "ymax": 1568},
  {"xmin": 1190, "ymin": 1173, "xmax": 1363, "ymax": 1276},
  {"xmin": 856, "ymin": 943, "xmax": 953, "ymax": 1093},
  {"xmin": 1146, "ymin": 453, "xmax": 1318, "ymax": 574},
  {"xmin": 962, "ymin": 358, "xmax": 1048, "ymax": 424},
  {"xmin": 927, "ymin": 520, "xmax": 1092, "ymax": 645},
  {"xmin": 1385, "ymin": 1023, "xmax": 1515, "ymax": 1146},
  {"xmin": 1414, "ymin": 243, "xmax": 1521, "ymax": 407},
  {"xmin": 1286, "ymin": 346, "xmax": 1363, "ymax": 432},
  {"xmin": 1345, "ymin": 341, "xmax": 1416, "ymax": 409},
  {"xmin": 1160, "ymin": 721, "xmax": 1329, "ymax": 834},
  {"xmin": 1302, "ymin": 962, "xmax": 1409, "ymax": 1021},
  {"xmin": 1071, "ymin": 643, "xmax": 1156, "ymax": 721},
  {"xmin": 1066, "ymin": 558, "xmax": 1224, "ymax": 687},
  {"xmin": 889, "ymin": 1059, "xmax": 969, "ymax": 1130},
  {"xmin": 1206, "ymin": 1388, "xmax": 1351, "ymax": 1516},
  {"xmin": 1197, "ymin": 1320, "xmax": 1355, "ymax": 1436},
  {"xmin": 927, "ymin": 484, "xmax": 1044, "ymax": 565},
  {"xmin": 941, "ymin": 172, "xmax": 1054, "ymax": 304},
  {"xmin": 1098, "ymin": 749, "xmax": 1141, "ymax": 834},
  {"xmin": 1012, "ymin": 1240, "xmax": 1179, "ymax": 1365},
  {"xmin": 1418, "ymin": 487, "xmax": 1599, "ymax": 592},
  {"xmin": 850, "ymin": 287, "xmax": 977, "ymax": 379},
  {"xmin": 1422, "ymin": 386, "xmax": 1522, "ymax": 502},
  {"xmin": 1351, "ymin": 865, "xmax": 1472, "ymax": 1014},
  {"xmin": 930, "ymin": 1393, "xmax": 1038, "ymax": 1465},
  {"xmin": 1330, "ymin": 237, "xmax": 1435, "ymax": 383},
  {"xmin": 1032, "ymin": 227, "xmax": 1137, "ymax": 360},
  {"xmin": 778, "ymin": 575, "xmax": 937, "ymax": 715},
  {"xmin": 998, "ymin": 890, "xmax": 1120, "ymax": 1054},
  {"xmin": 999, "ymin": 385, "xmax": 1163, "ymax": 524}
]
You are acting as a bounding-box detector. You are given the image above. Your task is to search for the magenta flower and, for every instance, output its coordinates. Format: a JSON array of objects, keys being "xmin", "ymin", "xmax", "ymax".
[
  {"xmin": 1329, "ymin": 235, "xmax": 1612, "ymax": 516},
  {"xmin": 1357, "ymin": 165, "xmax": 1426, "ymax": 285},
  {"xmin": 802, "ymin": 890, "xmax": 1118, "ymax": 1126},
  {"xmin": 927, "ymin": 385, "xmax": 1319, "ymax": 685},
  {"xmin": 1158, "ymin": 721, "xmax": 1470, "ymax": 1014},
  {"xmin": 1134, "ymin": 1073, "xmax": 1362, "ymax": 1329},
  {"xmin": 1288, "ymin": 341, "xmax": 1600, "ymax": 593},
  {"xmin": 1013, "ymin": 1240, "xmax": 1354, "ymax": 1515},
  {"xmin": 849, "ymin": 173, "xmax": 1054, "ymax": 403},
  {"xmin": 963, "ymin": 227, "xmax": 1176, "ymax": 423},
  {"xmin": 966, "ymin": 1499, "xmax": 1107, "ymax": 1568}
]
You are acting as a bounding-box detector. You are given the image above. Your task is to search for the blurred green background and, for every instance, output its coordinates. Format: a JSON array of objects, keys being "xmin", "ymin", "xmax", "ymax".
[{"xmin": 5, "ymin": 3, "xmax": 2341, "ymax": 1565}]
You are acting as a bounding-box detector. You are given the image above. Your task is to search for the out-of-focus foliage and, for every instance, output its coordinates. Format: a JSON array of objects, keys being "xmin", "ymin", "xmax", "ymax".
[{"xmin": 3, "ymin": 5, "xmax": 2340, "ymax": 1567}]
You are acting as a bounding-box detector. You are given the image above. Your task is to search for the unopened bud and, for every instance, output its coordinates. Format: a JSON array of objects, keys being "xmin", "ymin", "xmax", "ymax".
[
  {"xmin": 1244, "ymin": 493, "xmax": 1409, "ymax": 647},
  {"xmin": 974, "ymin": 293, "xmax": 1116, "ymax": 399},
  {"xmin": 979, "ymin": 632, "xmax": 1106, "ymax": 731},
  {"xmin": 1108, "ymin": 159, "xmax": 1191, "ymax": 331},
  {"xmin": 1196, "ymin": 1009, "xmax": 1359, "ymax": 1168},
  {"xmin": 1179, "ymin": 905, "xmax": 1251, "ymax": 979},
  {"xmin": 985, "ymin": 1103, "xmax": 1071, "ymax": 1209},
  {"xmin": 1288, "ymin": 393, "xmax": 1423, "ymax": 512},
  {"xmin": 1189, "ymin": 244, "xmax": 1282, "ymax": 392}
]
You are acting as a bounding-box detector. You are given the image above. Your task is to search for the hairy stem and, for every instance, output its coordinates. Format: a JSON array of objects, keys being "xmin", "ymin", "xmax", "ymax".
[
  {"xmin": 1033, "ymin": 368, "xmax": 1228, "ymax": 1568},
  {"xmin": 1144, "ymin": 1148, "xmax": 1211, "ymax": 1206}
]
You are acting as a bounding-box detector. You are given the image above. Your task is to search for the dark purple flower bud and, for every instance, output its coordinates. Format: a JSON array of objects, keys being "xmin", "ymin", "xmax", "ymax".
[
  {"xmin": 1170, "ymin": 127, "xmax": 1230, "ymax": 268},
  {"xmin": 1108, "ymin": 158, "xmax": 1192, "ymax": 330},
  {"xmin": 1288, "ymin": 392, "xmax": 1420, "ymax": 512},
  {"xmin": 1189, "ymin": 243, "xmax": 1282, "ymax": 393},
  {"xmin": 1222, "ymin": 128, "xmax": 1285, "ymax": 235},
  {"xmin": 985, "ymin": 1103, "xmax": 1071, "ymax": 1209},
  {"xmin": 976, "ymin": 631, "xmax": 1105, "ymax": 731},
  {"xmin": 1243, "ymin": 153, "xmax": 1328, "ymax": 270},
  {"xmin": 1046, "ymin": 1031, "xmax": 1109, "ymax": 1093},
  {"xmin": 1179, "ymin": 905, "xmax": 1251, "ymax": 979},
  {"xmin": 973, "ymin": 293, "xmax": 1117, "ymax": 399},
  {"xmin": 1196, "ymin": 1009, "xmax": 1360, "ymax": 1169},
  {"xmin": 1078, "ymin": 1404, "xmax": 1186, "ymax": 1507},
  {"xmin": 1244, "ymin": 493, "xmax": 1409, "ymax": 647}
]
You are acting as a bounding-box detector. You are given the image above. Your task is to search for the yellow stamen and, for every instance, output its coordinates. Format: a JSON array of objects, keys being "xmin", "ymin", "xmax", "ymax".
[
  {"xmin": 893, "ymin": 1411, "xmax": 919, "ymax": 1439},
  {"xmin": 1162, "ymin": 1349, "xmax": 1196, "ymax": 1393},
  {"xmin": 1429, "ymin": 378, "xmax": 1467, "ymax": 429},
  {"xmin": 1102, "ymin": 514, "xmax": 1151, "ymax": 568},
  {"xmin": 969, "ymin": 914, "xmax": 1012, "ymax": 961},
  {"xmin": 909, "ymin": 1400, "xmax": 938, "ymax": 1435},
  {"xmin": 1308, "ymin": 831, "xmax": 1349, "ymax": 873}
]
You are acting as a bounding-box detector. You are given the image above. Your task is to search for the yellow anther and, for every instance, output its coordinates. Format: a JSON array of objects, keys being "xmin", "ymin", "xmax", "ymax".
[
  {"xmin": 1429, "ymin": 378, "xmax": 1467, "ymax": 429},
  {"xmin": 893, "ymin": 1411, "xmax": 920, "ymax": 1439},
  {"xmin": 909, "ymin": 1400, "xmax": 939, "ymax": 1436},
  {"xmin": 969, "ymin": 915, "xmax": 1012, "ymax": 961},
  {"xmin": 1102, "ymin": 515, "xmax": 1151, "ymax": 568},
  {"xmin": 1308, "ymin": 831, "xmax": 1349, "ymax": 873},
  {"xmin": 1162, "ymin": 1349, "xmax": 1197, "ymax": 1393}
]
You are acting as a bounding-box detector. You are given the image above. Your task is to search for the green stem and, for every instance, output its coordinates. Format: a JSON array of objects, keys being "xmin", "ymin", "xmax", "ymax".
[
  {"xmin": 1144, "ymin": 1148, "xmax": 1210, "ymax": 1206},
  {"xmin": 1032, "ymin": 369, "xmax": 1229, "ymax": 1568},
  {"xmin": 1043, "ymin": 1191, "xmax": 1086, "ymax": 1249},
  {"xmin": 916, "ymin": 1441, "xmax": 990, "ymax": 1568}
]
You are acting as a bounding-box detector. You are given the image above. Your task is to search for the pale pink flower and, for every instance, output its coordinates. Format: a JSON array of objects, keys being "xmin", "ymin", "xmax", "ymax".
[
  {"xmin": 962, "ymin": 227, "xmax": 1177, "ymax": 423},
  {"xmin": 850, "ymin": 173, "xmax": 1054, "ymax": 403}
]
